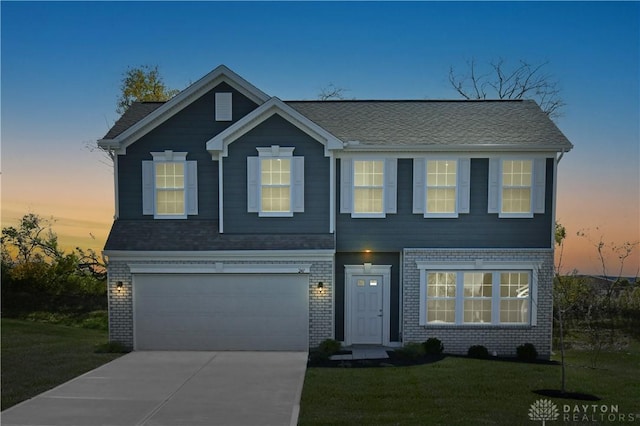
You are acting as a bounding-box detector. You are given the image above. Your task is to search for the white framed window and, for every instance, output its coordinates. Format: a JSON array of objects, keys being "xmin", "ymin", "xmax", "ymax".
[
  {"xmin": 418, "ymin": 261, "xmax": 538, "ymax": 326},
  {"xmin": 261, "ymin": 158, "xmax": 291, "ymax": 213},
  {"xmin": 463, "ymin": 272, "xmax": 493, "ymax": 324},
  {"xmin": 488, "ymin": 157, "xmax": 546, "ymax": 218},
  {"xmin": 142, "ymin": 151, "xmax": 198, "ymax": 219},
  {"xmin": 502, "ymin": 160, "xmax": 532, "ymax": 213},
  {"xmin": 354, "ymin": 160, "xmax": 384, "ymax": 215},
  {"xmin": 155, "ymin": 162, "xmax": 185, "ymax": 215},
  {"xmin": 340, "ymin": 157, "xmax": 397, "ymax": 218},
  {"xmin": 247, "ymin": 146, "xmax": 304, "ymax": 217},
  {"xmin": 413, "ymin": 157, "xmax": 470, "ymax": 218},
  {"xmin": 427, "ymin": 160, "xmax": 457, "ymax": 214},
  {"xmin": 499, "ymin": 272, "xmax": 530, "ymax": 324},
  {"xmin": 426, "ymin": 272, "xmax": 457, "ymax": 324}
]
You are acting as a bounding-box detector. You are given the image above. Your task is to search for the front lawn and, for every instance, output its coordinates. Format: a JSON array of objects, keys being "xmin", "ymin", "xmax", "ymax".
[
  {"xmin": 1, "ymin": 318, "xmax": 123, "ymax": 410},
  {"xmin": 299, "ymin": 340, "xmax": 640, "ymax": 425}
]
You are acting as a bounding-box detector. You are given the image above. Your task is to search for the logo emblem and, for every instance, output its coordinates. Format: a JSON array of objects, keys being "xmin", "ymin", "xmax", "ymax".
[{"xmin": 529, "ymin": 399, "xmax": 559, "ymax": 425}]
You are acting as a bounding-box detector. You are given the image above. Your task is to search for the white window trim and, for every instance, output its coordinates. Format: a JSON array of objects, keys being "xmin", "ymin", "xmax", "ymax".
[
  {"xmin": 340, "ymin": 157, "xmax": 397, "ymax": 218},
  {"xmin": 413, "ymin": 157, "xmax": 470, "ymax": 218},
  {"xmin": 142, "ymin": 151, "xmax": 197, "ymax": 219},
  {"xmin": 488, "ymin": 157, "xmax": 546, "ymax": 218},
  {"xmin": 417, "ymin": 260, "xmax": 540, "ymax": 327},
  {"xmin": 247, "ymin": 146, "xmax": 304, "ymax": 217}
]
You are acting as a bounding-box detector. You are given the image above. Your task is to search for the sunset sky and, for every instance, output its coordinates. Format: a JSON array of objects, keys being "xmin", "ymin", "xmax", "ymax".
[{"xmin": 2, "ymin": 2, "xmax": 638, "ymax": 276}]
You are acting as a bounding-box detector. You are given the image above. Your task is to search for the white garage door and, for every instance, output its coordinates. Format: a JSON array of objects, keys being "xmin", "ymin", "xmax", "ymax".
[{"xmin": 133, "ymin": 274, "xmax": 309, "ymax": 351}]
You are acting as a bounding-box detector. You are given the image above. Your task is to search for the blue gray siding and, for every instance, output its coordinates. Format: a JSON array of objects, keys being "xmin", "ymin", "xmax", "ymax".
[
  {"xmin": 336, "ymin": 158, "xmax": 554, "ymax": 251},
  {"xmin": 117, "ymin": 83, "xmax": 259, "ymax": 220},
  {"xmin": 222, "ymin": 114, "xmax": 331, "ymax": 234}
]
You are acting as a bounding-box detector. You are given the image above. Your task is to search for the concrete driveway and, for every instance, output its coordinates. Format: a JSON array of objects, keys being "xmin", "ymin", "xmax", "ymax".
[{"xmin": 1, "ymin": 351, "xmax": 308, "ymax": 426}]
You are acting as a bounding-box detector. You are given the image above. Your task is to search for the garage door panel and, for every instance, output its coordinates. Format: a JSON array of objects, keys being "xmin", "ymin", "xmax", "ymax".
[{"xmin": 133, "ymin": 274, "xmax": 309, "ymax": 351}]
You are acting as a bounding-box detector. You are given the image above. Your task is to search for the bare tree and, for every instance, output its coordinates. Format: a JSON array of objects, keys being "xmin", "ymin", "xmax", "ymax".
[
  {"xmin": 318, "ymin": 83, "xmax": 349, "ymax": 100},
  {"xmin": 449, "ymin": 58, "xmax": 565, "ymax": 120}
]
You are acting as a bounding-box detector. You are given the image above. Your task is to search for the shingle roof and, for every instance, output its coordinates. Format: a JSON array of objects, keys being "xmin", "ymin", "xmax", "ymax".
[
  {"xmin": 103, "ymin": 102, "xmax": 164, "ymax": 139},
  {"xmin": 287, "ymin": 99, "xmax": 573, "ymax": 150},
  {"xmin": 103, "ymin": 99, "xmax": 572, "ymax": 151},
  {"xmin": 104, "ymin": 220, "xmax": 335, "ymax": 251}
]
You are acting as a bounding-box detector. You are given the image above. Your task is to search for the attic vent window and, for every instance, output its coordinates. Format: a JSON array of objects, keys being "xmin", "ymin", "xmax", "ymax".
[{"xmin": 215, "ymin": 92, "xmax": 232, "ymax": 121}]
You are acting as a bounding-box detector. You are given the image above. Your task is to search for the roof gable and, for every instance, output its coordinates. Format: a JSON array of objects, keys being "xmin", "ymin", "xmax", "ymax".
[
  {"xmin": 206, "ymin": 97, "xmax": 344, "ymax": 158},
  {"xmin": 99, "ymin": 65, "xmax": 270, "ymax": 153}
]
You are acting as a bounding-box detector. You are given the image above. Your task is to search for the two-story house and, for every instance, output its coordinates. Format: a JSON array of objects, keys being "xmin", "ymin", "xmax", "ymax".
[{"xmin": 99, "ymin": 65, "xmax": 572, "ymax": 358}]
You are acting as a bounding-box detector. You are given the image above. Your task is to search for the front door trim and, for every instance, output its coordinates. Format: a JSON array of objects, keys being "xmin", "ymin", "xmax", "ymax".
[{"xmin": 344, "ymin": 264, "xmax": 391, "ymax": 346}]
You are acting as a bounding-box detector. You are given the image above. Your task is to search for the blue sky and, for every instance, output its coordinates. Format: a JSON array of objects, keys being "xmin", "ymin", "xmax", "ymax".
[{"xmin": 1, "ymin": 1, "xmax": 639, "ymax": 275}]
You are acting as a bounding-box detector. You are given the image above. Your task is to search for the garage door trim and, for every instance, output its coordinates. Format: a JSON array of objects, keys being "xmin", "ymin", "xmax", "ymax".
[{"xmin": 129, "ymin": 263, "xmax": 312, "ymax": 274}]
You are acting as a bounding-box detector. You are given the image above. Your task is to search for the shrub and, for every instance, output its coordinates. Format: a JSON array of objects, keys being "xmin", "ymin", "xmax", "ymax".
[
  {"xmin": 80, "ymin": 311, "xmax": 108, "ymax": 331},
  {"xmin": 516, "ymin": 343, "xmax": 538, "ymax": 362},
  {"xmin": 94, "ymin": 341, "xmax": 129, "ymax": 354},
  {"xmin": 318, "ymin": 339, "xmax": 342, "ymax": 356},
  {"xmin": 395, "ymin": 342, "xmax": 426, "ymax": 360},
  {"xmin": 467, "ymin": 345, "xmax": 489, "ymax": 359},
  {"xmin": 423, "ymin": 338, "xmax": 444, "ymax": 354},
  {"xmin": 310, "ymin": 339, "xmax": 342, "ymax": 363}
]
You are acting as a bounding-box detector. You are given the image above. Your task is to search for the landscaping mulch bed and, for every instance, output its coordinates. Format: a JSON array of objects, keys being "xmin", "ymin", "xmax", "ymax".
[
  {"xmin": 308, "ymin": 351, "xmax": 559, "ymax": 368},
  {"xmin": 533, "ymin": 389, "xmax": 601, "ymax": 401},
  {"xmin": 308, "ymin": 351, "xmax": 444, "ymax": 368}
]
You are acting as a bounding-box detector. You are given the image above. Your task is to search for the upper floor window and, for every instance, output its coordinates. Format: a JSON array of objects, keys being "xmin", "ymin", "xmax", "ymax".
[
  {"xmin": 488, "ymin": 158, "xmax": 546, "ymax": 218},
  {"xmin": 340, "ymin": 158, "xmax": 397, "ymax": 218},
  {"xmin": 142, "ymin": 151, "xmax": 198, "ymax": 219},
  {"xmin": 247, "ymin": 146, "xmax": 304, "ymax": 217},
  {"xmin": 155, "ymin": 162, "xmax": 185, "ymax": 216},
  {"xmin": 427, "ymin": 160, "xmax": 457, "ymax": 214},
  {"xmin": 354, "ymin": 160, "xmax": 384, "ymax": 214},
  {"xmin": 413, "ymin": 157, "xmax": 470, "ymax": 218},
  {"xmin": 261, "ymin": 158, "xmax": 291, "ymax": 213},
  {"xmin": 502, "ymin": 160, "xmax": 532, "ymax": 214}
]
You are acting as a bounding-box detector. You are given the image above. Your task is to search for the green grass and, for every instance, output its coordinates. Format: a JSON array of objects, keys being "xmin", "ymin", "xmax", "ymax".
[
  {"xmin": 299, "ymin": 340, "xmax": 640, "ymax": 425},
  {"xmin": 1, "ymin": 318, "xmax": 123, "ymax": 410}
]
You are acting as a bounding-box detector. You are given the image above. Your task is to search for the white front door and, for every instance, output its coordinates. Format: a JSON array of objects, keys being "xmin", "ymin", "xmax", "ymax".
[{"xmin": 350, "ymin": 275, "xmax": 384, "ymax": 344}]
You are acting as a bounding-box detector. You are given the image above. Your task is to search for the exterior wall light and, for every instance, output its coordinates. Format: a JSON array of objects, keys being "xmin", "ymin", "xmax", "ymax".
[
  {"xmin": 317, "ymin": 282, "xmax": 324, "ymax": 292},
  {"xmin": 116, "ymin": 281, "xmax": 124, "ymax": 292}
]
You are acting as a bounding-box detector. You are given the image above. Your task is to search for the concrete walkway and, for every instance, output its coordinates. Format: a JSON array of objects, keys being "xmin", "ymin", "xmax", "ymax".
[
  {"xmin": 1, "ymin": 351, "xmax": 308, "ymax": 426},
  {"xmin": 329, "ymin": 346, "xmax": 390, "ymax": 361}
]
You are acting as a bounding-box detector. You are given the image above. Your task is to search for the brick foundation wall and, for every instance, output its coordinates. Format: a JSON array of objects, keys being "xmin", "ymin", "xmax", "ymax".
[
  {"xmin": 107, "ymin": 258, "xmax": 334, "ymax": 350},
  {"xmin": 402, "ymin": 249, "xmax": 554, "ymax": 359}
]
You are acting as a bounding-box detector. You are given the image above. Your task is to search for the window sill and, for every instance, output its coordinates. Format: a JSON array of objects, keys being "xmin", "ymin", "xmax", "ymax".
[
  {"xmin": 258, "ymin": 212, "xmax": 294, "ymax": 218},
  {"xmin": 498, "ymin": 212, "xmax": 535, "ymax": 219},
  {"xmin": 423, "ymin": 213, "xmax": 459, "ymax": 219},
  {"xmin": 421, "ymin": 323, "xmax": 532, "ymax": 329},
  {"xmin": 153, "ymin": 214, "xmax": 188, "ymax": 220},
  {"xmin": 350, "ymin": 213, "xmax": 386, "ymax": 219}
]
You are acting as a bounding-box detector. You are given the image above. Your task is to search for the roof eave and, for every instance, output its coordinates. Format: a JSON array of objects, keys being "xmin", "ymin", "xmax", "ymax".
[
  {"xmin": 342, "ymin": 144, "xmax": 573, "ymax": 153},
  {"xmin": 97, "ymin": 139, "xmax": 120, "ymax": 150}
]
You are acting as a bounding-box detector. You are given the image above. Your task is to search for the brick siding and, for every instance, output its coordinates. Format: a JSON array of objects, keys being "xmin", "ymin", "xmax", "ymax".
[
  {"xmin": 107, "ymin": 258, "xmax": 334, "ymax": 350},
  {"xmin": 402, "ymin": 249, "xmax": 554, "ymax": 359}
]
